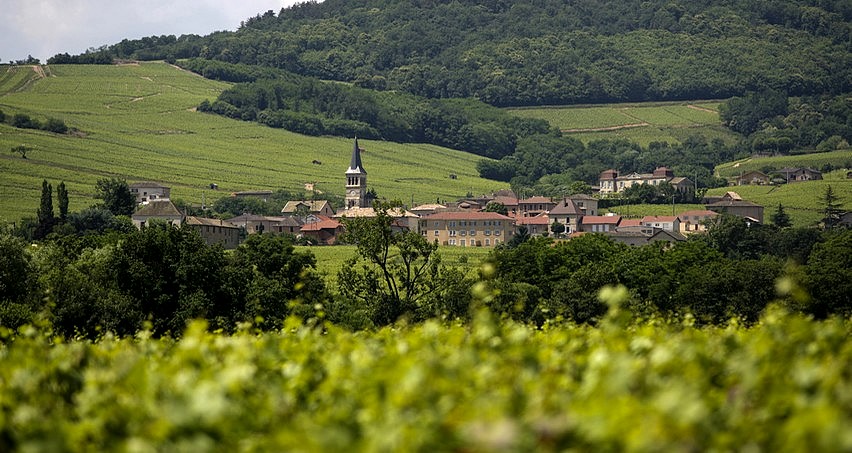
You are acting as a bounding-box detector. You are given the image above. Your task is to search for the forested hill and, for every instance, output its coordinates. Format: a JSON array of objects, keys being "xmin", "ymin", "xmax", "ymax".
[{"xmin": 65, "ymin": 0, "xmax": 850, "ymax": 106}]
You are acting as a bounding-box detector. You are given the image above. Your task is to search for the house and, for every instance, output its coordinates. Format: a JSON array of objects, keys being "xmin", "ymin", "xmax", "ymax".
[
  {"xmin": 736, "ymin": 171, "xmax": 771, "ymax": 186},
  {"xmin": 775, "ymin": 167, "xmax": 823, "ymax": 183},
  {"xmin": 677, "ymin": 210, "xmax": 719, "ymax": 233},
  {"xmin": 706, "ymin": 199, "xmax": 765, "ymax": 223},
  {"xmin": 231, "ymin": 190, "xmax": 274, "ymax": 202},
  {"xmin": 130, "ymin": 181, "xmax": 170, "ymax": 204},
  {"xmin": 300, "ymin": 218, "xmax": 344, "ymax": 245},
  {"xmin": 281, "ymin": 200, "xmax": 335, "ymax": 218},
  {"xmin": 641, "ymin": 215, "xmax": 681, "ymax": 232},
  {"xmin": 569, "ymin": 194, "xmax": 599, "ymax": 216},
  {"xmin": 668, "ymin": 177, "xmax": 695, "ymax": 195},
  {"xmin": 336, "ymin": 206, "xmax": 420, "ymax": 233},
  {"xmin": 420, "ymin": 211, "xmax": 514, "ymax": 247},
  {"xmin": 226, "ymin": 214, "xmax": 302, "ymax": 235},
  {"xmin": 410, "ymin": 204, "xmax": 447, "ymax": 217},
  {"xmin": 606, "ymin": 227, "xmax": 686, "ymax": 246},
  {"xmin": 515, "ymin": 214, "xmax": 551, "ymax": 236},
  {"xmin": 580, "ymin": 215, "xmax": 621, "ymax": 233},
  {"xmin": 518, "ymin": 196, "xmax": 555, "ymax": 217},
  {"xmin": 598, "ymin": 167, "xmax": 693, "ymax": 195},
  {"xmin": 131, "ymin": 200, "xmax": 183, "ymax": 229},
  {"xmin": 548, "ymin": 198, "xmax": 583, "ymax": 234},
  {"xmin": 184, "ymin": 216, "xmax": 241, "ymax": 249},
  {"xmin": 492, "ymin": 195, "xmax": 519, "ymax": 216}
]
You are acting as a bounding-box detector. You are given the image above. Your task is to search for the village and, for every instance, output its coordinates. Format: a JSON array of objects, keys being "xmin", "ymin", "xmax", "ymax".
[{"xmin": 128, "ymin": 139, "xmax": 808, "ymax": 249}]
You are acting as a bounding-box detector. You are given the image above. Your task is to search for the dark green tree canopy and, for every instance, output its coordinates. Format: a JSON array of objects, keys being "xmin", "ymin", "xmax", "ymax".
[{"xmin": 95, "ymin": 178, "xmax": 136, "ymax": 216}]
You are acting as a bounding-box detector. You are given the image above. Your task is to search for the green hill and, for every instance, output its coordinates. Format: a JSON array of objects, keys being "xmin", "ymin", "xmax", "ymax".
[
  {"xmin": 506, "ymin": 100, "xmax": 738, "ymax": 147},
  {"xmin": 0, "ymin": 63, "xmax": 505, "ymax": 224}
]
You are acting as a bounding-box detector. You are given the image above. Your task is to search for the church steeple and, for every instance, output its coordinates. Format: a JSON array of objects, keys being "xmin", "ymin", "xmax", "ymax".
[{"xmin": 345, "ymin": 138, "xmax": 368, "ymax": 209}]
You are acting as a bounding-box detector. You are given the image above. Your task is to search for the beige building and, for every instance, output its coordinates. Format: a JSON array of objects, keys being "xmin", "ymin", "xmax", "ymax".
[
  {"xmin": 184, "ymin": 216, "xmax": 241, "ymax": 249},
  {"xmin": 131, "ymin": 200, "xmax": 184, "ymax": 229},
  {"xmin": 130, "ymin": 181, "xmax": 170, "ymax": 204},
  {"xmin": 281, "ymin": 200, "xmax": 335, "ymax": 218},
  {"xmin": 599, "ymin": 167, "xmax": 693, "ymax": 195},
  {"xmin": 226, "ymin": 214, "xmax": 302, "ymax": 235},
  {"xmin": 420, "ymin": 211, "xmax": 514, "ymax": 247}
]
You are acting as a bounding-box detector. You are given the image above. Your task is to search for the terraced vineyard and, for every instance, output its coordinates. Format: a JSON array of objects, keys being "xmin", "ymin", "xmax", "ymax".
[
  {"xmin": 507, "ymin": 101, "xmax": 737, "ymax": 146},
  {"xmin": 0, "ymin": 63, "xmax": 503, "ymax": 224}
]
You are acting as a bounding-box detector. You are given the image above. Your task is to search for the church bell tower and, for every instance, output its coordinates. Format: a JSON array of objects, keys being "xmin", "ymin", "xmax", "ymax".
[{"xmin": 345, "ymin": 138, "xmax": 367, "ymax": 209}]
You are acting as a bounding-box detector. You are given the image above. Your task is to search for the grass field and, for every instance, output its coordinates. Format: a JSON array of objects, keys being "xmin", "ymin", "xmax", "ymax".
[
  {"xmin": 715, "ymin": 150, "xmax": 852, "ymax": 179},
  {"xmin": 705, "ymin": 170, "xmax": 852, "ymax": 227},
  {"xmin": 301, "ymin": 244, "xmax": 491, "ymax": 287},
  {"xmin": 0, "ymin": 63, "xmax": 505, "ymax": 224},
  {"xmin": 506, "ymin": 101, "xmax": 738, "ymax": 147}
]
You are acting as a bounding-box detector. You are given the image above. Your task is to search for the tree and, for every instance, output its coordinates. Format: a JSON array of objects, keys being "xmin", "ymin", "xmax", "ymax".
[
  {"xmin": 11, "ymin": 145, "xmax": 32, "ymax": 159},
  {"xmin": 483, "ymin": 201, "xmax": 508, "ymax": 216},
  {"xmin": 232, "ymin": 233, "xmax": 326, "ymax": 326},
  {"xmin": 551, "ymin": 219, "xmax": 566, "ymax": 237},
  {"xmin": 57, "ymin": 181, "xmax": 69, "ymax": 223},
  {"xmin": 821, "ymin": 185, "xmax": 843, "ymax": 229},
  {"xmin": 35, "ymin": 180, "xmax": 55, "ymax": 239},
  {"xmin": 95, "ymin": 178, "xmax": 136, "ymax": 216},
  {"xmin": 338, "ymin": 200, "xmax": 441, "ymax": 326},
  {"xmin": 506, "ymin": 225, "xmax": 530, "ymax": 248},
  {"xmin": 770, "ymin": 203, "xmax": 791, "ymax": 228}
]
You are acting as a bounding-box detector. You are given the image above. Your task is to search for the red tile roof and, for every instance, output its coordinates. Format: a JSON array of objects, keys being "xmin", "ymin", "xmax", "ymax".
[
  {"xmin": 581, "ymin": 215, "xmax": 621, "ymax": 225},
  {"xmin": 619, "ymin": 219, "xmax": 642, "ymax": 227},
  {"xmin": 300, "ymin": 219, "xmax": 341, "ymax": 232},
  {"xmin": 642, "ymin": 216, "xmax": 678, "ymax": 223},
  {"xmin": 423, "ymin": 211, "xmax": 514, "ymax": 221}
]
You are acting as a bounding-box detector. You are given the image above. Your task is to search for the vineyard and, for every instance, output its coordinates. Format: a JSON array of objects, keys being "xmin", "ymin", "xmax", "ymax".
[
  {"xmin": 506, "ymin": 101, "xmax": 737, "ymax": 147},
  {"xmin": 716, "ymin": 150, "xmax": 852, "ymax": 179},
  {"xmin": 1, "ymin": 294, "xmax": 850, "ymax": 451},
  {"xmin": 0, "ymin": 63, "xmax": 502, "ymax": 224}
]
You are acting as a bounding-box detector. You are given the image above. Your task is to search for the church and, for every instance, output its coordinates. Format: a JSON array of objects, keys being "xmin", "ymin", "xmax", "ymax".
[{"xmin": 344, "ymin": 138, "xmax": 368, "ymax": 209}]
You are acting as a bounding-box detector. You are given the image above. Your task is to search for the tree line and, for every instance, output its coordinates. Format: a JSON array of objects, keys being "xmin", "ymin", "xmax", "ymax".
[
  {"xmin": 2, "ymin": 195, "xmax": 850, "ymax": 337},
  {"xmin": 720, "ymin": 90, "xmax": 852, "ymax": 154}
]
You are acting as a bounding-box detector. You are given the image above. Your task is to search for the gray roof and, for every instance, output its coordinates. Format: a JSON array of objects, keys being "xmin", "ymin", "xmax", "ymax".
[
  {"xmin": 133, "ymin": 200, "xmax": 182, "ymax": 218},
  {"xmin": 346, "ymin": 138, "xmax": 366, "ymax": 175},
  {"xmin": 550, "ymin": 199, "xmax": 581, "ymax": 216}
]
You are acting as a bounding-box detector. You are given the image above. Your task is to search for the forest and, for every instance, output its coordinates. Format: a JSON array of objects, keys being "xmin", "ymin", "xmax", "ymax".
[{"xmin": 59, "ymin": 0, "xmax": 851, "ymax": 106}]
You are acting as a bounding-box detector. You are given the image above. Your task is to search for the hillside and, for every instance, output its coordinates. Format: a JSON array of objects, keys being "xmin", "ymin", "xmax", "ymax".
[
  {"xmin": 506, "ymin": 100, "xmax": 738, "ymax": 146},
  {"xmin": 0, "ymin": 63, "xmax": 504, "ymax": 224},
  {"xmin": 78, "ymin": 0, "xmax": 851, "ymax": 107}
]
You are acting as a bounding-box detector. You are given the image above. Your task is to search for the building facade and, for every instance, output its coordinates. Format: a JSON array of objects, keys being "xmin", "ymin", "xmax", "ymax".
[{"xmin": 420, "ymin": 211, "xmax": 514, "ymax": 247}]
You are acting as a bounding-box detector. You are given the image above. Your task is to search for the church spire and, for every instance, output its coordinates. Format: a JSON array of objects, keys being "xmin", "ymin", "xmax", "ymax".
[
  {"xmin": 345, "ymin": 137, "xmax": 368, "ymax": 209},
  {"xmin": 347, "ymin": 137, "xmax": 366, "ymax": 175}
]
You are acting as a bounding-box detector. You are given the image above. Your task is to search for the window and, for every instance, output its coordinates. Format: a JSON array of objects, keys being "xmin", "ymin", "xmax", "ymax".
[
  {"xmin": 494, "ymin": 230, "xmax": 501, "ymax": 236},
  {"xmin": 460, "ymin": 221, "xmax": 466, "ymax": 227},
  {"xmin": 460, "ymin": 230, "xmax": 466, "ymax": 236},
  {"xmin": 485, "ymin": 239, "xmax": 490, "ymax": 246},
  {"xmin": 434, "ymin": 230, "xmax": 439, "ymax": 236},
  {"xmin": 460, "ymin": 240, "xmax": 466, "ymax": 247},
  {"xmin": 485, "ymin": 230, "xmax": 491, "ymax": 236},
  {"xmin": 449, "ymin": 239, "xmax": 456, "ymax": 245},
  {"xmin": 449, "ymin": 230, "xmax": 457, "ymax": 237},
  {"xmin": 449, "ymin": 221, "xmax": 456, "ymax": 227},
  {"xmin": 469, "ymin": 230, "xmax": 475, "ymax": 236}
]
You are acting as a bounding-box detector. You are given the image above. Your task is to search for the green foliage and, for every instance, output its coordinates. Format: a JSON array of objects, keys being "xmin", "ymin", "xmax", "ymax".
[
  {"xmin": 35, "ymin": 180, "xmax": 55, "ymax": 240},
  {"xmin": 771, "ymin": 203, "xmax": 792, "ymax": 228},
  {"xmin": 482, "ymin": 201, "xmax": 508, "ymax": 216},
  {"xmin": 56, "ymin": 182, "xmax": 69, "ymax": 223},
  {"xmin": 94, "ymin": 178, "xmax": 136, "ymax": 217},
  {"xmin": 0, "ymin": 235, "xmax": 42, "ymax": 328},
  {"xmin": 821, "ymin": 184, "xmax": 844, "ymax": 228},
  {"xmin": 336, "ymin": 201, "xmax": 445, "ymax": 326},
  {"xmin": 3, "ymin": 307, "xmax": 852, "ymax": 451}
]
